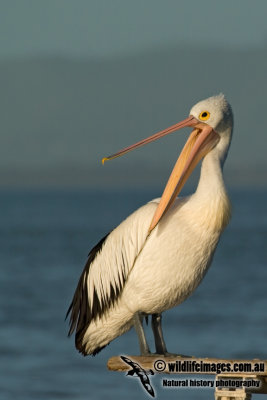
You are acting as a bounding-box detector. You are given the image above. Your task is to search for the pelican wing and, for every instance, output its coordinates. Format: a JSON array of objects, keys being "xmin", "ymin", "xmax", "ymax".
[{"xmin": 66, "ymin": 200, "xmax": 159, "ymax": 338}]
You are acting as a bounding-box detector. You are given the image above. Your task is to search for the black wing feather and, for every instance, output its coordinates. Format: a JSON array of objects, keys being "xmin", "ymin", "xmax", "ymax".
[
  {"xmin": 66, "ymin": 234, "xmax": 108, "ymax": 343},
  {"xmin": 66, "ymin": 231, "xmax": 127, "ymax": 355}
]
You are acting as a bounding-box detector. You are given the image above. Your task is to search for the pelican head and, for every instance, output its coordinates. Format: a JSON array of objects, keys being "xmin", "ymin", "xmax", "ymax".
[
  {"xmin": 103, "ymin": 94, "xmax": 233, "ymax": 231},
  {"xmin": 188, "ymin": 93, "xmax": 233, "ymax": 168},
  {"xmin": 190, "ymin": 93, "xmax": 233, "ymax": 133}
]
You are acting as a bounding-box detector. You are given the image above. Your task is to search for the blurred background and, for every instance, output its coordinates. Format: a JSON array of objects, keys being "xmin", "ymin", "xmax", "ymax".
[
  {"xmin": 0, "ymin": 1, "xmax": 267, "ymax": 399},
  {"xmin": 1, "ymin": 0, "xmax": 267, "ymax": 188}
]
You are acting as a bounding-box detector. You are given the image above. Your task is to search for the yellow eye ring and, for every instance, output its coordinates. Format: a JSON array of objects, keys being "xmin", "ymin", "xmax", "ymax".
[{"xmin": 199, "ymin": 110, "xmax": 210, "ymax": 121}]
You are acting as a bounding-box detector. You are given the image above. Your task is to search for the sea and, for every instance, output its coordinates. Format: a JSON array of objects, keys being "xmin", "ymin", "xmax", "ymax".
[{"xmin": 0, "ymin": 186, "xmax": 266, "ymax": 400}]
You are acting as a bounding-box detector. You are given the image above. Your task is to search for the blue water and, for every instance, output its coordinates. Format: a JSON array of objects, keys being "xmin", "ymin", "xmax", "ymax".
[{"xmin": 0, "ymin": 187, "xmax": 267, "ymax": 400}]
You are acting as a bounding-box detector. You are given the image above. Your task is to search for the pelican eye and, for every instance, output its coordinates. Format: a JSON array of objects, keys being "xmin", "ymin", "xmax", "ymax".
[{"xmin": 199, "ymin": 111, "xmax": 210, "ymax": 121}]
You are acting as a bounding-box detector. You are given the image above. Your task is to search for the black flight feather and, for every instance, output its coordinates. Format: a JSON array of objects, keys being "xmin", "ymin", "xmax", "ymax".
[{"xmin": 66, "ymin": 231, "xmax": 127, "ymax": 355}]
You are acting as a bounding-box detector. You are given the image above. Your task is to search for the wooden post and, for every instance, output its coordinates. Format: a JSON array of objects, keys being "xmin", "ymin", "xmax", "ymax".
[{"xmin": 215, "ymin": 387, "xmax": 251, "ymax": 400}]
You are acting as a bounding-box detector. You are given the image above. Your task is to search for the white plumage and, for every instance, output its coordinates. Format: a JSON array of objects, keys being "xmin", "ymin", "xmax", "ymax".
[{"xmin": 67, "ymin": 94, "xmax": 233, "ymax": 356}]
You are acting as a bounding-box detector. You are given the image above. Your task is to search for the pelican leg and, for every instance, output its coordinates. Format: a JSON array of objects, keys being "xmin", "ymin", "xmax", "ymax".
[
  {"xmin": 152, "ymin": 313, "xmax": 190, "ymax": 357},
  {"xmin": 133, "ymin": 312, "xmax": 151, "ymax": 356},
  {"xmin": 151, "ymin": 313, "xmax": 168, "ymax": 355}
]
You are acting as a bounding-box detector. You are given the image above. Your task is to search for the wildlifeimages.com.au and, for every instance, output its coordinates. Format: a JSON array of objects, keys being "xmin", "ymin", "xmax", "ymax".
[{"xmin": 154, "ymin": 359, "xmax": 265, "ymax": 374}]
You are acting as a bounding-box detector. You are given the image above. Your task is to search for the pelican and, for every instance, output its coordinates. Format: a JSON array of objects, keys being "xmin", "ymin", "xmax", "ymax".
[{"xmin": 67, "ymin": 94, "xmax": 233, "ymax": 356}]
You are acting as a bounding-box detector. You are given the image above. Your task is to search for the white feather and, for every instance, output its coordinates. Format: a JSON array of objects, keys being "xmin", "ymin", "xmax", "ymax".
[{"xmin": 87, "ymin": 200, "xmax": 159, "ymax": 310}]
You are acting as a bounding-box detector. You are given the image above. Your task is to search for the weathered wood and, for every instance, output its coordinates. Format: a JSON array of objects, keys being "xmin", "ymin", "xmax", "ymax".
[{"xmin": 215, "ymin": 387, "xmax": 252, "ymax": 400}]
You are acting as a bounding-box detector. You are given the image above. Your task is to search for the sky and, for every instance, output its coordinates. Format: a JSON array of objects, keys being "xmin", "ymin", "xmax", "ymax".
[
  {"xmin": 1, "ymin": 0, "xmax": 267, "ymax": 188},
  {"xmin": 0, "ymin": 0, "xmax": 267, "ymax": 58}
]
